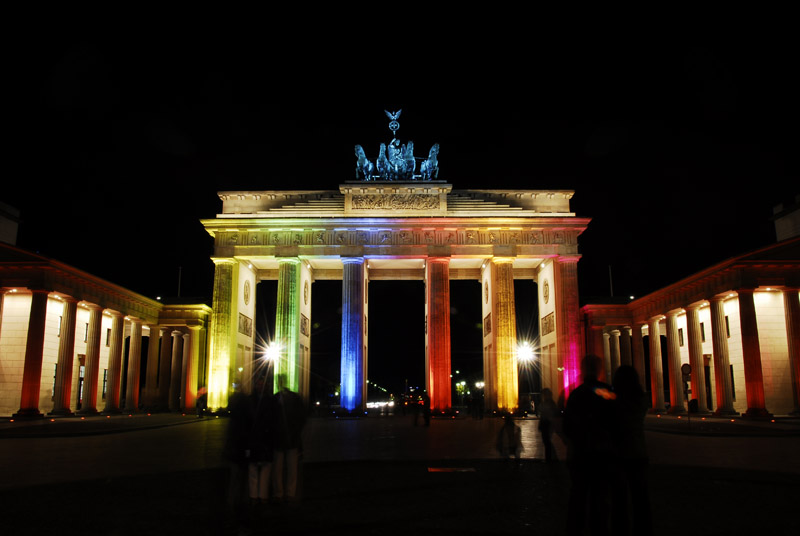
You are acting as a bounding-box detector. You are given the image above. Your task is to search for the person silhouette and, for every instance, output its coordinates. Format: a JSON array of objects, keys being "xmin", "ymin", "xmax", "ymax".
[
  {"xmin": 247, "ymin": 375, "xmax": 277, "ymax": 506},
  {"xmin": 563, "ymin": 354, "xmax": 615, "ymax": 536},
  {"xmin": 610, "ymin": 365, "xmax": 653, "ymax": 536},
  {"xmin": 538, "ymin": 387, "xmax": 560, "ymax": 462},
  {"xmin": 496, "ymin": 412, "xmax": 523, "ymax": 467},
  {"xmin": 273, "ymin": 374, "xmax": 306, "ymax": 503}
]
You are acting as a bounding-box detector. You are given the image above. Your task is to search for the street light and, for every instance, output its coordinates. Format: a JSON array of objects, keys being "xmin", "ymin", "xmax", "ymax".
[{"xmin": 517, "ymin": 340, "xmax": 535, "ymax": 364}]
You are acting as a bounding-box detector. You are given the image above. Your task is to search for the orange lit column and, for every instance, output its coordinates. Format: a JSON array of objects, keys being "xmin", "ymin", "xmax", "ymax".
[
  {"xmin": 665, "ymin": 311, "xmax": 685, "ymax": 414},
  {"xmin": 710, "ymin": 296, "xmax": 735, "ymax": 415},
  {"xmin": 737, "ymin": 289, "xmax": 771, "ymax": 418},
  {"xmin": 554, "ymin": 257, "xmax": 582, "ymax": 397},
  {"xmin": 102, "ymin": 312, "xmax": 125, "ymax": 414},
  {"xmin": 426, "ymin": 257, "xmax": 451, "ymax": 411},
  {"xmin": 685, "ymin": 304, "xmax": 709, "ymax": 413},
  {"xmin": 492, "ymin": 258, "xmax": 518, "ymax": 411},
  {"xmin": 78, "ymin": 304, "xmax": 103, "ymax": 415},
  {"xmin": 784, "ymin": 288, "xmax": 800, "ymax": 415},
  {"xmin": 142, "ymin": 324, "xmax": 160, "ymax": 409},
  {"xmin": 648, "ymin": 317, "xmax": 666, "ymax": 413},
  {"xmin": 169, "ymin": 330, "xmax": 184, "ymax": 411},
  {"xmin": 157, "ymin": 326, "xmax": 172, "ymax": 410},
  {"xmin": 14, "ymin": 289, "xmax": 50, "ymax": 419},
  {"xmin": 124, "ymin": 319, "xmax": 143, "ymax": 412},
  {"xmin": 632, "ymin": 324, "xmax": 647, "ymax": 391},
  {"xmin": 181, "ymin": 326, "xmax": 200, "ymax": 411},
  {"xmin": 50, "ymin": 296, "xmax": 78, "ymax": 416}
]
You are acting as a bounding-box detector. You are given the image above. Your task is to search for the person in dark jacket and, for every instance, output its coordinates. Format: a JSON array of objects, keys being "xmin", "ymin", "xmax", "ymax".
[
  {"xmin": 273, "ymin": 374, "xmax": 306, "ymax": 502},
  {"xmin": 610, "ymin": 365, "xmax": 652, "ymax": 536},
  {"xmin": 538, "ymin": 387, "xmax": 560, "ymax": 462},
  {"xmin": 247, "ymin": 375, "xmax": 278, "ymax": 505},
  {"xmin": 222, "ymin": 382, "xmax": 253, "ymax": 527}
]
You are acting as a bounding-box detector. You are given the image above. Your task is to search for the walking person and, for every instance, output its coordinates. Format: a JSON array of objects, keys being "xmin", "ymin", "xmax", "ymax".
[
  {"xmin": 496, "ymin": 412, "xmax": 523, "ymax": 467},
  {"xmin": 538, "ymin": 387, "xmax": 560, "ymax": 462},
  {"xmin": 222, "ymin": 382, "xmax": 253, "ymax": 531},
  {"xmin": 247, "ymin": 375, "xmax": 277, "ymax": 507},
  {"xmin": 610, "ymin": 365, "xmax": 653, "ymax": 536},
  {"xmin": 273, "ymin": 374, "xmax": 306, "ymax": 504}
]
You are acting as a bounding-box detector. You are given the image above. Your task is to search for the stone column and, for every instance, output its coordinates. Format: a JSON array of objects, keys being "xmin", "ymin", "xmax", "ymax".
[
  {"xmin": 169, "ymin": 330, "xmax": 184, "ymax": 411},
  {"xmin": 710, "ymin": 296, "xmax": 735, "ymax": 415},
  {"xmin": 50, "ymin": 296, "xmax": 79, "ymax": 415},
  {"xmin": 632, "ymin": 324, "xmax": 647, "ymax": 391},
  {"xmin": 102, "ymin": 312, "xmax": 125, "ymax": 414},
  {"xmin": 157, "ymin": 326, "xmax": 172, "ymax": 410},
  {"xmin": 610, "ymin": 329, "xmax": 621, "ymax": 379},
  {"xmin": 602, "ymin": 331, "xmax": 611, "ymax": 383},
  {"xmin": 648, "ymin": 317, "xmax": 666, "ymax": 413},
  {"xmin": 492, "ymin": 258, "xmax": 518, "ymax": 411},
  {"xmin": 554, "ymin": 257, "xmax": 582, "ymax": 397},
  {"xmin": 78, "ymin": 304, "xmax": 103, "ymax": 415},
  {"xmin": 275, "ymin": 258, "xmax": 302, "ymax": 393},
  {"xmin": 123, "ymin": 319, "xmax": 143, "ymax": 412},
  {"xmin": 665, "ymin": 311, "xmax": 685, "ymax": 414},
  {"xmin": 620, "ymin": 327, "xmax": 632, "ymax": 367},
  {"xmin": 784, "ymin": 288, "xmax": 800, "ymax": 415},
  {"xmin": 340, "ymin": 257, "xmax": 365, "ymax": 412},
  {"xmin": 208, "ymin": 258, "xmax": 235, "ymax": 411},
  {"xmin": 685, "ymin": 304, "xmax": 708, "ymax": 413},
  {"xmin": 589, "ymin": 326, "xmax": 605, "ymax": 364},
  {"xmin": 181, "ymin": 326, "xmax": 201, "ymax": 411},
  {"xmin": 14, "ymin": 289, "xmax": 50, "ymax": 419},
  {"xmin": 737, "ymin": 289, "xmax": 771, "ymax": 418},
  {"xmin": 143, "ymin": 324, "xmax": 160, "ymax": 409},
  {"xmin": 426, "ymin": 257, "xmax": 452, "ymax": 411}
]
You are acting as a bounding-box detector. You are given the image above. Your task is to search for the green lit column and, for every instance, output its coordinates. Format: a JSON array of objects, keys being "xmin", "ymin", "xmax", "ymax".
[
  {"xmin": 275, "ymin": 258, "xmax": 302, "ymax": 393},
  {"xmin": 208, "ymin": 259, "xmax": 235, "ymax": 410}
]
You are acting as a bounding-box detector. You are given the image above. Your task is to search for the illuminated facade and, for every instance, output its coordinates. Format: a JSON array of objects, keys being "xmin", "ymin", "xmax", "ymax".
[
  {"xmin": 582, "ymin": 236, "xmax": 800, "ymax": 416},
  {"xmin": 201, "ymin": 183, "xmax": 590, "ymax": 412},
  {"xmin": 0, "ymin": 243, "xmax": 210, "ymax": 417}
]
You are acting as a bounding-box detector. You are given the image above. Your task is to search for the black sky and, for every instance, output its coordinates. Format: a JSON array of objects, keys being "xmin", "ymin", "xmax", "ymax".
[{"xmin": 7, "ymin": 30, "xmax": 798, "ymax": 397}]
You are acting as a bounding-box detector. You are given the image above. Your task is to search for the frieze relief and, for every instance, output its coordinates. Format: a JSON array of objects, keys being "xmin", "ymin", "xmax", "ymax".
[
  {"xmin": 218, "ymin": 228, "xmax": 576, "ymax": 247},
  {"xmin": 351, "ymin": 194, "xmax": 440, "ymax": 210}
]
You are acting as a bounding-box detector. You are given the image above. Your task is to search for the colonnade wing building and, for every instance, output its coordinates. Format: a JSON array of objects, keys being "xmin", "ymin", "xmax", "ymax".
[{"xmin": 201, "ymin": 182, "xmax": 590, "ymax": 412}]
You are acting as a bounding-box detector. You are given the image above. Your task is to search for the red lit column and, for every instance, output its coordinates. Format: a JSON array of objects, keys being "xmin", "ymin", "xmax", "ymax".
[
  {"xmin": 50, "ymin": 296, "xmax": 79, "ymax": 416},
  {"xmin": 710, "ymin": 296, "xmax": 735, "ymax": 415},
  {"xmin": 124, "ymin": 319, "xmax": 142, "ymax": 412},
  {"xmin": 157, "ymin": 326, "xmax": 172, "ymax": 410},
  {"xmin": 784, "ymin": 288, "xmax": 800, "ymax": 415},
  {"xmin": 14, "ymin": 289, "xmax": 50, "ymax": 419},
  {"xmin": 426, "ymin": 257, "xmax": 451, "ymax": 411},
  {"xmin": 737, "ymin": 289, "xmax": 771, "ymax": 418},
  {"xmin": 632, "ymin": 324, "xmax": 647, "ymax": 391},
  {"xmin": 685, "ymin": 304, "xmax": 709, "ymax": 413},
  {"xmin": 169, "ymin": 330, "xmax": 184, "ymax": 411},
  {"xmin": 102, "ymin": 312, "xmax": 125, "ymax": 414},
  {"xmin": 648, "ymin": 317, "xmax": 666, "ymax": 413},
  {"xmin": 665, "ymin": 311, "xmax": 685, "ymax": 414},
  {"xmin": 78, "ymin": 304, "xmax": 103, "ymax": 415}
]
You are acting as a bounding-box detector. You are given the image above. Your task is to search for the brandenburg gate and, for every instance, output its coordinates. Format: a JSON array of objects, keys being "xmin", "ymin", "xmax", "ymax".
[{"xmin": 201, "ymin": 113, "xmax": 590, "ymax": 413}]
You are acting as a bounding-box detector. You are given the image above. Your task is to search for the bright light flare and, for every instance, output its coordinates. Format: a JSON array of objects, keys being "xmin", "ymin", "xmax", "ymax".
[{"xmin": 517, "ymin": 341, "xmax": 535, "ymax": 364}]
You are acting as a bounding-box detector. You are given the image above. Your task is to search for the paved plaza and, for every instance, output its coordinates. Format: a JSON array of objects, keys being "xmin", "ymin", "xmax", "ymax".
[{"xmin": 1, "ymin": 412, "xmax": 799, "ymax": 535}]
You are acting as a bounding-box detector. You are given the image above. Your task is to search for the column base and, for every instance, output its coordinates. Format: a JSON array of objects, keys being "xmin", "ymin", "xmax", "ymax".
[
  {"xmin": 648, "ymin": 408, "xmax": 667, "ymax": 415},
  {"xmin": 741, "ymin": 408, "xmax": 773, "ymax": 420},
  {"xmin": 76, "ymin": 407, "xmax": 99, "ymax": 416},
  {"xmin": 101, "ymin": 409, "xmax": 122, "ymax": 415},
  {"xmin": 12, "ymin": 409, "xmax": 44, "ymax": 420},
  {"xmin": 47, "ymin": 408, "xmax": 74, "ymax": 417},
  {"xmin": 713, "ymin": 408, "xmax": 738, "ymax": 416},
  {"xmin": 667, "ymin": 405, "xmax": 686, "ymax": 415}
]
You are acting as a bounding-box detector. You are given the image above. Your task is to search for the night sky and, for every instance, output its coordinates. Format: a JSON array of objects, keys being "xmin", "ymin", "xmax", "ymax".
[{"xmin": 7, "ymin": 32, "xmax": 798, "ymax": 399}]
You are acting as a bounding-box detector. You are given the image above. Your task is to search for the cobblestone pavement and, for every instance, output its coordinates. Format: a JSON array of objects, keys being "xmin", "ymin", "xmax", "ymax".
[{"xmin": 1, "ymin": 412, "xmax": 799, "ymax": 535}]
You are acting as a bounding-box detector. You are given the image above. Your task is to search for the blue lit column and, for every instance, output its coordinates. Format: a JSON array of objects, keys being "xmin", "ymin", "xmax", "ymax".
[{"xmin": 340, "ymin": 257, "xmax": 365, "ymax": 412}]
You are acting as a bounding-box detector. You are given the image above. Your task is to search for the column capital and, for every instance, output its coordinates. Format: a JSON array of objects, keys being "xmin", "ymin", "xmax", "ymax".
[
  {"xmin": 340, "ymin": 256, "xmax": 364, "ymax": 265},
  {"xmin": 211, "ymin": 257, "xmax": 237, "ymax": 266}
]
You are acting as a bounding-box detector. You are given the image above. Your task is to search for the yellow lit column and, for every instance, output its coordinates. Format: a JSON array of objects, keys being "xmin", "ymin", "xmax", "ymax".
[
  {"xmin": 737, "ymin": 289, "xmax": 771, "ymax": 418},
  {"xmin": 157, "ymin": 326, "xmax": 172, "ymax": 410},
  {"xmin": 50, "ymin": 296, "xmax": 78, "ymax": 416},
  {"xmin": 124, "ymin": 318, "xmax": 143, "ymax": 412},
  {"xmin": 102, "ymin": 312, "xmax": 125, "ymax": 414},
  {"xmin": 710, "ymin": 296, "xmax": 736, "ymax": 415},
  {"xmin": 665, "ymin": 311, "xmax": 685, "ymax": 414},
  {"xmin": 784, "ymin": 288, "xmax": 800, "ymax": 415},
  {"xmin": 648, "ymin": 317, "xmax": 666, "ymax": 413},
  {"xmin": 169, "ymin": 330, "xmax": 184, "ymax": 411},
  {"xmin": 492, "ymin": 258, "xmax": 518, "ymax": 412},
  {"xmin": 181, "ymin": 325, "xmax": 201, "ymax": 411},
  {"xmin": 685, "ymin": 304, "xmax": 709, "ymax": 413},
  {"xmin": 208, "ymin": 258, "xmax": 236, "ymax": 410},
  {"xmin": 632, "ymin": 324, "xmax": 647, "ymax": 391},
  {"xmin": 77, "ymin": 304, "xmax": 103, "ymax": 415}
]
